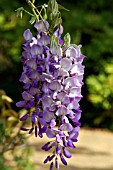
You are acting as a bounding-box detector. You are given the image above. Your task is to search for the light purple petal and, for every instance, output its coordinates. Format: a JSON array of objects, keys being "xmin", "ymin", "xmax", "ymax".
[
  {"xmin": 38, "ymin": 34, "xmax": 50, "ymax": 46},
  {"xmin": 56, "ymin": 146, "xmax": 61, "ymax": 155},
  {"xmin": 62, "ymin": 115, "xmax": 69, "ymax": 123},
  {"xmin": 20, "ymin": 113, "xmax": 28, "ymax": 121},
  {"xmin": 60, "ymin": 155, "xmax": 67, "ymax": 166},
  {"xmin": 23, "ymin": 29, "xmax": 32, "ymax": 41},
  {"xmin": 70, "ymin": 63, "xmax": 84, "ymax": 76},
  {"xmin": 50, "ymin": 119, "xmax": 56, "ymax": 127},
  {"xmin": 34, "ymin": 20, "xmax": 49, "ymax": 32},
  {"xmin": 26, "ymin": 58, "xmax": 37, "ymax": 70},
  {"xmin": 49, "ymin": 80, "xmax": 62, "ymax": 91},
  {"xmin": 51, "ymin": 46, "xmax": 62, "ymax": 56},
  {"xmin": 30, "ymin": 37, "xmax": 38, "ymax": 47},
  {"xmin": 30, "ymin": 44, "xmax": 43, "ymax": 56},
  {"xmin": 50, "ymin": 162, "xmax": 53, "ymax": 170},
  {"xmin": 16, "ymin": 100, "xmax": 25, "ymax": 107},
  {"xmin": 23, "ymin": 82, "xmax": 30, "ymax": 89},
  {"xmin": 54, "ymin": 25, "xmax": 63, "ymax": 37},
  {"xmin": 58, "ymin": 68, "xmax": 69, "ymax": 77},
  {"xmin": 63, "ymin": 149, "xmax": 72, "ymax": 158},
  {"xmin": 57, "ymin": 92, "xmax": 70, "ymax": 105},
  {"xmin": 56, "ymin": 106, "xmax": 68, "ymax": 116},
  {"xmin": 42, "ymin": 96, "xmax": 53, "ymax": 109},
  {"xmin": 31, "ymin": 113, "xmax": 37, "ymax": 123},
  {"xmin": 29, "ymin": 87, "xmax": 40, "ymax": 95},
  {"xmin": 69, "ymin": 87, "xmax": 82, "ymax": 98},
  {"xmin": 59, "ymin": 123, "xmax": 73, "ymax": 132},
  {"xmin": 44, "ymin": 156, "xmax": 50, "ymax": 164},
  {"xmin": 41, "ymin": 72, "xmax": 53, "ymax": 82},
  {"xmin": 19, "ymin": 73, "xmax": 30, "ymax": 83},
  {"xmin": 60, "ymin": 58, "xmax": 72, "ymax": 71},
  {"xmin": 55, "ymin": 157, "xmax": 59, "ymax": 169},
  {"xmin": 28, "ymin": 70, "xmax": 39, "ymax": 80},
  {"xmin": 67, "ymin": 100, "xmax": 79, "ymax": 110},
  {"xmin": 25, "ymin": 100, "xmax": 35, "ymax": 108},
  {"xmin": 46, "ymin": 128, "xmax": 56, "ymax": 138},
  {"xmin": 22, "ymin": 91, "xmax": 34, "ymax": 101}
]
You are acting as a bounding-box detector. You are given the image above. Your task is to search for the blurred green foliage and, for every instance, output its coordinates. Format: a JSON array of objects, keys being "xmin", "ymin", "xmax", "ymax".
[
  {"xmin": 87, "ymin": 60, "xmax": 113, "ymax": 130},
  {"xmin": 0, "ymin": 0, "xmax": 113, "ymax": 130},
  {"xmin": 0, "ymin": 90, "xmax": 35, "ymax": 170}
]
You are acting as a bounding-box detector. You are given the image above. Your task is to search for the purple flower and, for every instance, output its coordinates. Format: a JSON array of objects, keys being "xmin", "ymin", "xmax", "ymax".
[
  {"xmin": 63, "ymin": 149, "xmax": 72, "ymax": 158},
  {"xmin": 60, "ymin": 58, "xmax": 72, "ymax": 71},
  {"xmin": 26, "ymin": 58, "xmax": 37, "ymax": 70},
  {"xmin": 56, "ymin": 106, "xmax": 68, "ymax": 116},
  {"xmin": 24, "ymin": 29, "xmax": 32, "ymax": 41},
  {"xmin": 17, "ymin": 19, "xmax": 85, "ymax": 170},
  {"xmin": 60, "ymin": 154, "xmax": 67, "ymax": 166},
  {"xmin": 42, "ymin": 142, "xmax": 50, "ymax": 150},
  {"xmin": 22, "ymin": 91, "xmax": 34, "ymax": 101},
  {"xmin": 34, "ymin": 20, "xmax": 49, "ymax": 32},
  {"xmin": 54, "ymin": 25, "xmax": 63, "ymax": 38},
  {"xmin": 16, "ymin": 100, "xmax": 25, "ymax": 107},
  {"xmin": 38, "ymin": 34, "xmax": 50, "ymax": 46},
  {"xmin": 49, "ymin": 155, "xmax": 55, "ymax": 161},
  {"xmin": 19, "ymin": 72, "xmax": 30, "ymax": 83},
  {"xmin": 31, "ymin": 113, "xmax": 37, "ymax": 123},
  {"xmin": 51, "ymin": 46, "xmax": 62, "ymax": 56},
  {"xmin": 20, "ymin": 113, "xmax": 28, "ymax": 121},
  {"xmin": 55, "ymin": 157, "xmax": 59, "ymax": 169},
  {"xmin": 42, "ymin": 96, "xmax": 54, "ymax": 109},
  {"xmin": 49, "ymin": 80, "xmax": 62, "ymax": 91},
  {"xmin": 26, "ymin": 100, "xmax": 35, "ymax": 108},
  {"xmin": 50, "ymin": 119, "xmax": 56, "ymax": 127},
  {"xmin": 31, "ymin": 44, "xmax": 43, "ymax": 56},
  {"xmin": 59, "ymin": 123, "xmax": 73, "ymax": 132},
  {"xmin": 28, "ymin": 70, "xmax": 39, "ymax": 80},
  {"xmin": 70, "ymin": 63, "xmax": 84, "ymax": 76},
  {"xmin": 29, "ymin": 127, "xmax": 34, "ymax": 134},
  {"xmin": 44, "ymin": 156, "xmax": 50, "ymax": 164},
  {"xmin": 50, "ymin": 162, "xmax": 53, "ymax": 170},
  {"xmin": 56, "ymin": 146, "xmax": 61, "ymax": 155},
  {"xmin": 46, "ymin": 128, "xmax": 58, "ymax": 138}
]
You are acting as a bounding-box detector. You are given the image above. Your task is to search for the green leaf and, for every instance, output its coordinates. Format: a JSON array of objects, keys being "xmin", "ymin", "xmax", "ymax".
[
  {"xmin": 47, "ymin": 0, "xmax": 58, "ymax": 20},
  {"xmin": 70, "ymin": 44, "xmax": 77, "ymax": 48},
  {"xmin": 50, "ymin": 35, "xmax": 58, "ymax": 49},
  {"xmin": 64, "ymin": 33, "xmax": 71, "ymax": 46},
  {"xmin": 29, "ymin": 16, "xmax": 36, "ymax": 24},
  {"xmin": 15, "ymin": 7, "xmax": 24, "ymax": 19},
  {"xmin": 32, "ymin": 0, "xmax": 35, "ymax": 3},
  {"xmin": 51, "ymin": 0, "xmax": 58, "ymax": 13},
  {"xmin": 43, "ymin": 6, "xmax": 47, "ymax": 20},
  {"xmin": 53, "ymin": 13, "xmax": 62, "ymax": 28},
  {"xmin": 58, "ymin": 4, "xmax": 70, "ymax": 11}
]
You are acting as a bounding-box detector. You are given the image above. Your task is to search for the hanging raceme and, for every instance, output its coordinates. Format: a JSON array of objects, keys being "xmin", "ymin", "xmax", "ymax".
[{"xmin": 16, "ymin": 0, "xmax": 85, "ymax": 169}]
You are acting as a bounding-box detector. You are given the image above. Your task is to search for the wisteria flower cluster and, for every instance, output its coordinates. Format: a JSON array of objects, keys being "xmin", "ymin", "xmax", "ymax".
[{"xmin": 16, "ymin": 20, "xmax": 85, "ymax": 169}]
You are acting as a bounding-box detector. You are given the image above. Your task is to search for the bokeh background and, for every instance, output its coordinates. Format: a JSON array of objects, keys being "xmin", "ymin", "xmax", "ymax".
[{"xmin": 0, "ymin": 0, "xmax": 113, "ymax": 169}]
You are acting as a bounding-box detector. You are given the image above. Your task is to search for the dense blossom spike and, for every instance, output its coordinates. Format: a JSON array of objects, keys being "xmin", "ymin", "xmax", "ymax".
[{"xmin": 16, "ymin": 19, "xmax": 85, "ymax": 169}]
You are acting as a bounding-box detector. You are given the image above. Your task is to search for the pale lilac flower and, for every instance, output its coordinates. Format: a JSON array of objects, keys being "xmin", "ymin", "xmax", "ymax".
[
  {"xmin": 63, "ymin": 148, "xmax": 72, "ymax": 158},
  {"xmin": 60, "ymin": 58, "xmax": 72, "ymax": 71},
  {"xmin": 16, "ymin": 20, "xmax": 85, "ymax": 170},
  {"xmin": 24, "ymin": 29, "xmax": 32, "ymax": 41},
  {"xmin": 34, "ymin": 20, "xmax": 49, "ymax": 32}
]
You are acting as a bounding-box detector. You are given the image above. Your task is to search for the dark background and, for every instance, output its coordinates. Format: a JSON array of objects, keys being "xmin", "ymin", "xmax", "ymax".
[{"xmin": 0, "ymin": 0, "xmax": 113, "ymax": 130}]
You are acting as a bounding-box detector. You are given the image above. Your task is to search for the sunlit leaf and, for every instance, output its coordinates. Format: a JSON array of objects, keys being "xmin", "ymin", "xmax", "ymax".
[{"xmin": 58, "ymin": 4, "xmax": 70, "ymax": 11}]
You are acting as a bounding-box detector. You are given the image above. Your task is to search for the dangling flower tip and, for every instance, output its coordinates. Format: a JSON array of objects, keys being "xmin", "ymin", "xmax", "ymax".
[{"xmin": 63, "ymin": 148, "xmax": 72, "ymax": 158}]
